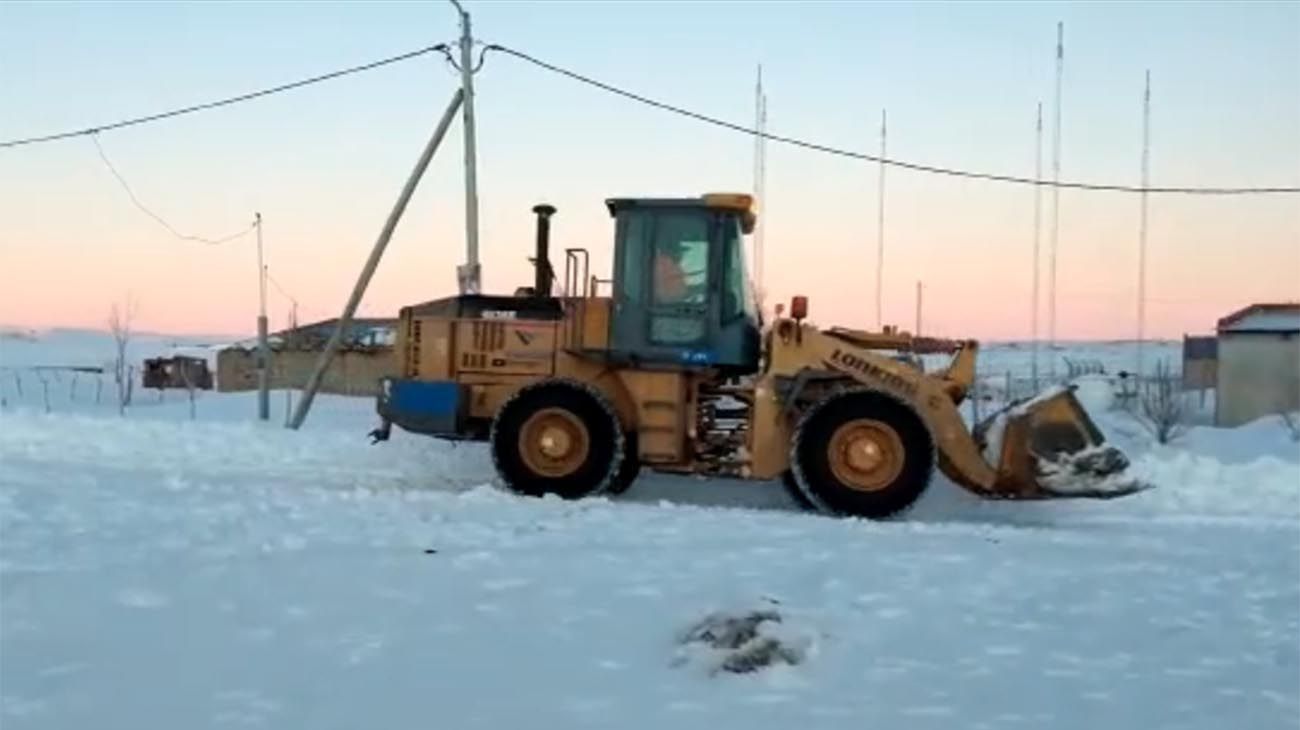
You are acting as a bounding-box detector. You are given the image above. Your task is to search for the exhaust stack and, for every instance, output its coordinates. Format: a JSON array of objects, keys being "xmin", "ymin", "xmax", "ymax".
[{"xmin": 532, "ymin": 204, "xmax": 556, "ymax": 297}]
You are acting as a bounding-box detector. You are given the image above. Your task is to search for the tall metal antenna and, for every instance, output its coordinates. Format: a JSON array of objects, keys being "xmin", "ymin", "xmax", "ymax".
[
  {"xmin": 1049, "ymin": 21, "xmax": 1064, "ymax": 377},
  {"xmin": 876, "ymin": 108, "xmax": 887, "ymax": 330},
  {"xmin": 752, "ymin": 64, "xmax": 768, "ymax": 313},
  {"xmin": 1032, "ymin": 102, "xmax": 1044, "ymax": 391},
  {"xmin": 758, "ymin": 91, "xmax": 767, "ymax": 308},
  {"xmin": 1137, "ymin": 69, "xmax": 1151, "ymax": 376},
  {"xmin": 752, "ymin": 65, "xmax": 761, "ymax": 268}
]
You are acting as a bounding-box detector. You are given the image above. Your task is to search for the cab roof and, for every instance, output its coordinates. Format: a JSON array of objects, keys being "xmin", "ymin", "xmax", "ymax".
[
  {"xmin": 605, "ymin": 192, "xmax": 753, "ymax": 214},
  {"xmin": 604, "ymin": 193, "xmax": 756, "ymax": 233}
]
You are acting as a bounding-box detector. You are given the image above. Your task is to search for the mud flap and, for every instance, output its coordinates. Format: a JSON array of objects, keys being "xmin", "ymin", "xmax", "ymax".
[{"xmin": 976, "ymin": 386, "xmax": 1151, "ymax": 500}]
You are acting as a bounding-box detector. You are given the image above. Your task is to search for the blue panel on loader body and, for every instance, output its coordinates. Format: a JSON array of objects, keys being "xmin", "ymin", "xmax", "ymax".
[{"xmin": 377, "ymin": 377, "xmax": 465, "ymax": 436}]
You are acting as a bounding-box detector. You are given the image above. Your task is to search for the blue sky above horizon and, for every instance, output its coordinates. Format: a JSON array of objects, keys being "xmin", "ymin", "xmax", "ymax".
[{"xmin": 1, "ymin": 0, "xmax": 1296, "ymax": 340}]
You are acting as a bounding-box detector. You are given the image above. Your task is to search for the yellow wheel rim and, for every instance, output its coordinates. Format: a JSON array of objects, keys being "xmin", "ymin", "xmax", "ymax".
[
  {"xmin": 519, "ymin": 408, "xmax": 590, "ymax": 478},
  {"xmin": 827, "ymin": 418, "xmax": 905, "ymax": 492}
]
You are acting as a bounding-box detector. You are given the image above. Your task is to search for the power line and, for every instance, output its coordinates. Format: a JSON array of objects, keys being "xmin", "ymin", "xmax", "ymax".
[
  {"xmin": 265, "ymin": 269, "xmax": 305, "ymax": 314},
  {"xmin": 1, "ymin": 45, "xmax": 446, "ymax": 150},
  {"xmin": 92, "ymin": 134, "xmax": 255, "ymax": 245},
  {"xmin": 5, "ymin": 38, "xmax": 1293, "ymax": 196},
  {"xmin": 266, "ymin": 270, "xmax": 295, "ymax": 302},
  {"xmin": 484, "ymin": 44, "xmax": 1300, "ymax": 196}
]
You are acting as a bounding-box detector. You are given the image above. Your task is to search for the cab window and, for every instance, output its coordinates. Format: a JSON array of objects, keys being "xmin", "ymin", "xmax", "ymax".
[
  {"xmin": 720, "ymin": 215, "xmax": 755, "ymax": 322},
  {"xmin": 651, "ymin": 213, "xmax": 708, "ymax": 305}
]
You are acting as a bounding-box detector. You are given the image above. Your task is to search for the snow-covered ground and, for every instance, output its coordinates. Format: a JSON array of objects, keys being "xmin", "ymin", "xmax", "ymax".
[{"xmin": 2, "ymin": 329, "xmax": 1298, "ymax": 729}]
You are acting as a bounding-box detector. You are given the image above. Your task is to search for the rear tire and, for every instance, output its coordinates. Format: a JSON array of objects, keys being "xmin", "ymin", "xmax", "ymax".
[
  {"xmin": 490, "ymin": 379, "xmax": 624, "ymax": 500},
  {"xmin": 790, "ymin": 389, "xmax": 934, "ymax": 519}
]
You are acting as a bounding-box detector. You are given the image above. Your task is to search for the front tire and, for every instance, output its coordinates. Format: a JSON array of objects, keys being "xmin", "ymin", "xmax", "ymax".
[
  {"xmin": 780, "ymin": 470, "xmax": 815, "ymax": 510},
  {"xmin": 490, "ymin": 379, "xmax": 624, "ymax": 500},
  {"xmin": 606, "ymin": 431, "xmax": 641, "ymax": 495},
  {"xmin": 789, "ymin": 389, "xmax": 934, "ymax": 519}
]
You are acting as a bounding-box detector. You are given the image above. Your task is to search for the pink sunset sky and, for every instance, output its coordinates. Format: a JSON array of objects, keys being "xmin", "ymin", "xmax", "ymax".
[{"xmin": 1, "ymin": 1, "xmax": 1296, "ymax": 342}]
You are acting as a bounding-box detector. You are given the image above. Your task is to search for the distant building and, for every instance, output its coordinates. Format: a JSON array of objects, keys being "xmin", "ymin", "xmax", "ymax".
[
  {"xmin": 142, "ymin": 355, "xmax": 213, "ymax": 390},
  {"xmin": 1181, "ymin": 335, "xmax": 1218, "ymax": 392},
  {"xmin": 215, "ymin": 317, "xmax": 398, "ymax": 397},
  {"xmin": 1215, "ymin": 303, "xmax": 1300, "ymax": 427}
]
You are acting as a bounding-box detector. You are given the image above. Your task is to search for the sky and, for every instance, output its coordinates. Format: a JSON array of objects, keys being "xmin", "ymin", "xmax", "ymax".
[{"xmin": 1, "ymin": 0, "xmax": 1296, "ymax": 341}]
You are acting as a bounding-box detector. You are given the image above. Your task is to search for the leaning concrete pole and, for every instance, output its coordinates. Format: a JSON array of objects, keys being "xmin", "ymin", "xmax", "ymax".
[{"xmin": 287, "ymin": 88, "xmax": 464, "ymax": 430}]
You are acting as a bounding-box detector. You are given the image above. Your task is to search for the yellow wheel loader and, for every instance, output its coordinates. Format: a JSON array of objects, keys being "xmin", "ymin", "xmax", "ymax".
[{"xmin": 370, "ymin": 193, "xmax": 1146, "ymax": 519}]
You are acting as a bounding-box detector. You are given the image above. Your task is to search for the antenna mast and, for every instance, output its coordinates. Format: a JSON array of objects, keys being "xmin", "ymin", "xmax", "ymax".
[
  {"xmin": 876, "ymin": 108, "xmax": 886, "ymax": 330},
  {"xmin": 1049, "ymin": 21, "xmax": 1064, "ymax": 376},
  {"xmin": 1032, "ymin": 102, "xmax": 1043, "ymax": 390},
  {"xmin": 1137, "ymin": 69, "xmax": 1151, "ymax": 375},
  {"xmin": 754, "ymin": 63, "xmax": 759, "ymax": 311}
]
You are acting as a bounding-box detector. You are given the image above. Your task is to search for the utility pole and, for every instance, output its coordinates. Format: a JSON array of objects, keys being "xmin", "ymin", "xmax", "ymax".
[
  {"xmin": 1137, "ymin": 69, "xmax": 1151, "ymax": 376},
  {"xmin": 451, "ymin": 0, "xmax": 481, "ymax": 295},
  {"xmin": 283, "ymin": 297, "xmax": 298, "ymax": 428},
  {"xmin": 255, "ymin": 212, "xmax": 269, "ymax": 421},
  {"xmin": 876, "ymin": 108, "xmax": 886, "ymax": 331},
  {"xmin": 1031, "ymin": 102, "xmax": 1043, "ymax": 391},
  {"xmin": 1048, "ymin": 21, "xmax": 1064, "ymax": 378},
  {"xmin": 914, "ymin": 280, "xmax": 922, "ymax": 337}
]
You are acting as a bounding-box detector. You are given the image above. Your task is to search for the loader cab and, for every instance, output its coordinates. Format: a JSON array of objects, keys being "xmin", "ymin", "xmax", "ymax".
[{"xmin": 605, "ymin": 194, "xmax": 761, "ymax": 374}]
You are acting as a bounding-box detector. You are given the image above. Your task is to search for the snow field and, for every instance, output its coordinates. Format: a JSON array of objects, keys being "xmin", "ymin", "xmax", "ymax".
[{"xmin": 1, "ymin": 330, "xmax": 1298, "ymax": 729}]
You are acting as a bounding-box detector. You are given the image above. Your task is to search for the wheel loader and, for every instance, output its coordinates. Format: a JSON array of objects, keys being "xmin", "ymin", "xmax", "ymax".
[{"xmin": 369, "ymin": 193, "xmax": 1145, "ymax": 519}]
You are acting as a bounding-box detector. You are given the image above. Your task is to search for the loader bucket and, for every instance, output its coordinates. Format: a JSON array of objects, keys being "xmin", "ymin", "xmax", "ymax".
[{"xmin": 976, "ymin": 386, "xmax": 1150, "ymax": 500}]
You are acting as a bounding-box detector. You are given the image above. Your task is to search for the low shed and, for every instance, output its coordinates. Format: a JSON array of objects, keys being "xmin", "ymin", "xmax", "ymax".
[
  {"xmin": 143, "ymin": 356, "xmax": 213, "ymax": 390},
  {"xmin": 214, "ymin": 317, "xmax": 398, "ymax": 397},
  {"xmin": 1215, "ymin": 303, "xmax": 1300, "ymax": 427}
]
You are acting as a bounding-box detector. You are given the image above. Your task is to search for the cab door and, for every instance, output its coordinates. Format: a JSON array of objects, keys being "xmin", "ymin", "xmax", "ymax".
[{"xmin": 609, "ymin": 207, "xmax": 719, "ymax": 365}]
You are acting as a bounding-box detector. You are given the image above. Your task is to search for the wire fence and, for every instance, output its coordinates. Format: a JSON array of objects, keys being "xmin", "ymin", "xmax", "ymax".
[
  {"xmin": 3, "ymin": 346, "xmax": 1212, "ymax": 432},
  {"xmin": 0, "ymin": 365, "xmax": 207, "ymax": 419},
  {"xmin": 961, "ymin": 354, "xmax": 1220, "ymax": 430}
]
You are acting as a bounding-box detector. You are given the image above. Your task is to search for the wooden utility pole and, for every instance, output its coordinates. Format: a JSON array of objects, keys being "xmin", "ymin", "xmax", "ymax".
[
  {"xmin": 288, "ymin": 89, "xmax": 465, "ymax": 430},
  {"xmin": 914, "ymin": 280, "xmax": 922, "ymax": 336},
  {"xmin": 255, "ymin": 212, "xmax": 269, "ymax": 421}
]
